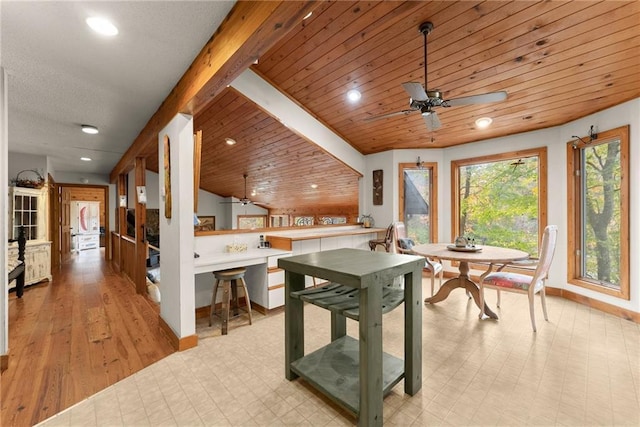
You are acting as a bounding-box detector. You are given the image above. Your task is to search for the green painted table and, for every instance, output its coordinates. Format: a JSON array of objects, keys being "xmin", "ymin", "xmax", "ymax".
[{"xmin": 279, "ymin": 248, "xmax": 424, "ymax": 426}]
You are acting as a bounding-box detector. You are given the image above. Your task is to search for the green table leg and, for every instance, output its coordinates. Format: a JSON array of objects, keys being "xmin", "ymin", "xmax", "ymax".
[
  {"xmin": 331, "ymin": 312, "xmax": 347, "ymax": 341},
  {"xmin": 404, "ymin": 269, "xmax": 422, "ymax": 394},
  {"xmin": 358, "ymin": 283, "xmax": 383, "ymax": 426},
  {"xmin": 285, "ymin": 271, "xmax": 305, "ymax": 380}
]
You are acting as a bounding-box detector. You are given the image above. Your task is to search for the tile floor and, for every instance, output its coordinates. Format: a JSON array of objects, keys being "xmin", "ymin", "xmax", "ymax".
[{"xmin": 38, "ymin": 283, "xmax": 639, "ymax": 426}]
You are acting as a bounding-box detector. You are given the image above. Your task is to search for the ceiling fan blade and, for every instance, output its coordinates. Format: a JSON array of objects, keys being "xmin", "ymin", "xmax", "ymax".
[
  {"xmin": 446, "ymin": 91, "xmax": 507, "ymax": 107},
  {"xmin": 422, "ymin": 110, "xmax": 441, "ymax": 131},
  {"xmin": 401, "ymin": 82, "xmax": 428, "ymax": 101},
  {"xmin": 363, "ymin": 109, "xmax": 418, "ymax": 123}
]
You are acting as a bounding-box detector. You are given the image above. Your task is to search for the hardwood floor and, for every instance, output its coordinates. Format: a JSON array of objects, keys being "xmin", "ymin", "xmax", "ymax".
[{"xmin": 1, "ymin": 249, "xmax": 175, "ymax": 426}]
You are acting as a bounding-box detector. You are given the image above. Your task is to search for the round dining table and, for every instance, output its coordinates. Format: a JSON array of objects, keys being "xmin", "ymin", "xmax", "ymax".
[{"xmin": 411, "ymin": 243, "xmax": 529, "ymax": 319}]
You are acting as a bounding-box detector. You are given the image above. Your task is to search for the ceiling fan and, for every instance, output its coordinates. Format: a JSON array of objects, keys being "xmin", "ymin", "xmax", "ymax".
[
  {"xmin": 364, "ymin": 21, "xmax": 507, "ymax": 131},
  {"xmin": 220, "ymin": 173, "xmax": 260, "ymax": 206}
]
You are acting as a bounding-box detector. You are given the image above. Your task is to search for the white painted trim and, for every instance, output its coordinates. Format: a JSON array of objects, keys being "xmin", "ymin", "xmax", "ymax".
[{"xmin": 230, "ymin": 68, "xmax": 365, "ymax": 175}]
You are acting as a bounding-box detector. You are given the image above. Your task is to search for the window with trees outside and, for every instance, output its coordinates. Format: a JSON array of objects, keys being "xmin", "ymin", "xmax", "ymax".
[
  {"xmin": 567, "ymin": 125, "xmax": 629, "ymax": 299},
  {"xmin": 451, "ymin": 148, "xmax": 547, "ymax": 256},
  {"xmin": 399, "ymin": 162, "xmax": 438, "ymax": 244}
]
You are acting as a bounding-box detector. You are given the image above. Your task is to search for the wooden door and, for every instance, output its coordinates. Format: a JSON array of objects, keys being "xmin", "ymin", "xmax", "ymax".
[
  {"xmin": 60, "ymin": 187, "xmax": 72, "ymax": 259},
  {"xmin": 48, "ymin": 174, "xmax": 61, "ymax": 268}
]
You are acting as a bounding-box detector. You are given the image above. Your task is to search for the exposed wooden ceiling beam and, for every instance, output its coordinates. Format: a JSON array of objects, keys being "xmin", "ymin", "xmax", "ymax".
[{"xmin": 109, "ymin": 0, "xmax": 320, "ymax": 182}]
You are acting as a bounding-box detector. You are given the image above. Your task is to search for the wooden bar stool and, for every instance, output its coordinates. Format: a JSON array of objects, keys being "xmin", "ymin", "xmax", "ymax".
[{"xmin": 210, "ymin": 268, "xmax": 253, "ymax": 335}]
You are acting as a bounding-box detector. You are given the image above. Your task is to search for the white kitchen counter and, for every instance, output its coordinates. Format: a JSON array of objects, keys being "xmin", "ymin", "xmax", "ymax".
[
  {"xmin": 194, "ymin": 248, "xmax": 291, "ymax": 274},
  {"xmin": 194, "ymin": 248, "xmax": 292, "ymax": 311}
]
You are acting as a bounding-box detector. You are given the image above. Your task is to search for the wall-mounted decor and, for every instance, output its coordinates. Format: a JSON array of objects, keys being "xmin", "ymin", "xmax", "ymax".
[
  {"xmin": 163, "ymin": 135, "xmax": 172, "ymax": 218},
  {"xmin": 373, "ymin": 169, "xmax": 383, "ymax": 205},
  {"xmin": 193, "ymin": 130, "xmax": 202, "ymax": 211},
  {"xmin": 195, "ymin": 216, "xmax": 215, "ymax": 231}
]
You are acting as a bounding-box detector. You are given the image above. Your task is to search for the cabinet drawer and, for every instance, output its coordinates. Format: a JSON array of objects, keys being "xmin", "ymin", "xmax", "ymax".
[
  {"xmin": 268, "ymin": 253, "xmax": 291, "ymax": 268},
  {"xmin": 268, "ymin": 270, "xmax": 285, "ymax": 286},
  {"xmin": 78, "ymin": 234, "xmax": 99, "ymax": 250}
]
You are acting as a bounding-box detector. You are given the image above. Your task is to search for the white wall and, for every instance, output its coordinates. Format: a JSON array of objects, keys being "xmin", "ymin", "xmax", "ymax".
[
  {"xmin": 53, "ymin": 171, "xmax": 110, "ymax": 186},
  {"xmin": 362, "ymin": 98, "xmax": 639, "ymax": 314},
  {"xmin": 1, "ymin": 68, "xmax": 9, "ymax": 356},
  {"xmin": 7, "ymin": 152, "xmax": 47, "ymax": 184},
  {"xmin": 196, "ymin": 188, "xmax": 229, "ymax": 230}
]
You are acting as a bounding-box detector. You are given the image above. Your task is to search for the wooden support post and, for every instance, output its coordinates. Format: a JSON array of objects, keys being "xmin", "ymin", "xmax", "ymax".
[
  {"xmin": 134, "ymin": 157, "xmax": 147, "ymax": 295},
  {"xmin": 116, "ymin": 175, "xmax": 127, "ymax": 272}
]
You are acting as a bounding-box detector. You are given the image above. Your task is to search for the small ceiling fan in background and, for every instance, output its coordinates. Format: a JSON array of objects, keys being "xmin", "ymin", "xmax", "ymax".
[
  {"xmin": 364, "ymin": 21, "xmax": 507, "ymax": 130},
  {"xmin": 220, "ymin": 173, "xmax": 261, "ymax": 206}
]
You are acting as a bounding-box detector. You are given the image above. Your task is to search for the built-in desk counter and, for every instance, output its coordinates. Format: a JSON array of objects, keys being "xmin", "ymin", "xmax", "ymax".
[
  {"xmin": 194, "ymin": 248, "xmax": 291, "ymax": 313},
  {"xmin": 194, "ymin": 248, "xmax": 291, "ymax": 274}
]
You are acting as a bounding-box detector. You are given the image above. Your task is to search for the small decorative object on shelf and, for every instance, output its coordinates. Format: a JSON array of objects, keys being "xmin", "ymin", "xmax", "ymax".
[
  {"xmin": 12, "ymin": 169, "xmax": 45, "ymax": 189},
  {"xmin": 226, "ymin": 243, "xmax": 248, "ymax": 253},
  {"xmin": 360, "ymin": 214, "xmax": 374, "ymax": 228}
]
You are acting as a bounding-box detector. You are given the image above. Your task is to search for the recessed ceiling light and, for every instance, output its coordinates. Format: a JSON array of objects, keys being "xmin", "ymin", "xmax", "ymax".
[
  {"xmin": 475, "ymin": 117, "xmax": 493, "ymax": 129},
  {"xmin": 80, "ymin": 157, "xmax": 92, "ymax": 162},
  {"xmin": 310, "ymin": 184, "xmax": 318, "ymax": 189},
  {"xmin": 347, "ymin": 89, "xmax": 361, "ymax": 102},
  {"xmin": 303, "ymin": 11, "xmax": 313, "ymax": 20},
  {"xmin": 86, "ymin": 17, "xmax": 118, "ymax": 36},
  {"xmin": 81, "ymin": 124, "xmax": 99, "ymax": 134},
  {"xmin": 225, "ymin": 137, "xmax": 236, "ymax": 145}
]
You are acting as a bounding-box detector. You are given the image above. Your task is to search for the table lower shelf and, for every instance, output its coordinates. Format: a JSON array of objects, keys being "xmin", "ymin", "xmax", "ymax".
[{"xmin": 289, "ymin": 335, "xmax": 404, "ymax": 415}]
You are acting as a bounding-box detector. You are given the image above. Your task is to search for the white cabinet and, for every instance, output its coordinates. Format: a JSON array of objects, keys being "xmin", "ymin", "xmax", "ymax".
[
  {"xmin": 8, "ymin": 240, "xmax": 52, "ymax": 288},
  {"xmin": 77, "ymin": 234, "xmax": 100, "ymax": 251},
  {"xmin": 266, "ymin": 253, "xmax": 290, "ymax": 309},
  {"xmin": 8, "ymin": 186, "xmax": 52, "ymax": 289},
  {"xmin": 9, "ymin": 186, "xmax": 48, "ymax": 241}
]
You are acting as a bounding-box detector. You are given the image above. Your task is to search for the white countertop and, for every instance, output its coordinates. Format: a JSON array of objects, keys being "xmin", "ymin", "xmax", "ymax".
[
  {"xmin": 266, "ymin": 227, "xmax": 384, "ymax": 241},
  {"xmin": 194, "ymin": 248, "xmax": 291, "ymax": 274}
]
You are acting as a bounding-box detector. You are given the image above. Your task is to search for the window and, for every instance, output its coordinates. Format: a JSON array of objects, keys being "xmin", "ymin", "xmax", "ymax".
[
  {"xmin": 567, "ymin": 125, "xmax": 629, "ymax": 299},
  {"xmin": 319, "ymin": 216, "xmax": 347, "ymax": 225},
  {"xmin": 270, "ymin": 215, "xmax": 289, "ymax": 227},
  {"xmin": 451, "ymin": 148, "xmax": 547, "ymax": 255},
  {"xmin": 399, "ymin": 162, "xmax": 438, "ymax": 243},
  {"xmin": 293, "ymin": 216, "xmax": 314, "ymax": 226}
]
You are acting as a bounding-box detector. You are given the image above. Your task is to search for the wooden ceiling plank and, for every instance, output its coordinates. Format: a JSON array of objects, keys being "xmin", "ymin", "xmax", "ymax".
[
  {"xmin": 109, "ymin": 0, "xmax": 321, "ymax": 182},
  {"xmin": 277, "ymin": 1, "xmax": 475, "ymax": 98},
  {"xmin": 256, "ymin": 1, "xmax": 349, "ymax": 76},
  {"xmin": 291, "ymin": 2, "xmax": 554, "ymax": 109},
  {"xmin": 271, "ymin": 1, "xmax": 432, "ymax": 94}
]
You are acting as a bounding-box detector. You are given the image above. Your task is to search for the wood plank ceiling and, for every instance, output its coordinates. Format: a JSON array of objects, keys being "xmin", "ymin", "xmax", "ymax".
[{"xmin": 146, "ymin": 0, "xmax": 640, "ymax": 212}]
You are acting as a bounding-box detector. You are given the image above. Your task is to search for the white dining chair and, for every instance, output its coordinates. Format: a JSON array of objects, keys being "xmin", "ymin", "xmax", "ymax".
[
  {"xmin": 393, "ymin": 221, "xmax": 443, "ymax": 296},
  {"xmin": 479, "ymin": 225, "xmax": 558, "ymax": 332}
]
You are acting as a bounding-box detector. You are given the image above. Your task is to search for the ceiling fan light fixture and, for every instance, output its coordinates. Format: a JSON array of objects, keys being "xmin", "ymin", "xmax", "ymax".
[
  {"xmin": 224, "ymin": 137, "xmax": 237, "ymax": 145},
  {"xmin": 81, "ymin": 124, "xmax": 99, "ymax": 134},
  {"xmin": 475, "ymin": 117, "xmax": 493, "ymax": 129},
  {"xmin": 86, "ymin": 16, "xmax": 118, "ymax": 36},
  {"xmin": 347, "ymin": 89, "xmax": 361, "ymax": 102}
]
